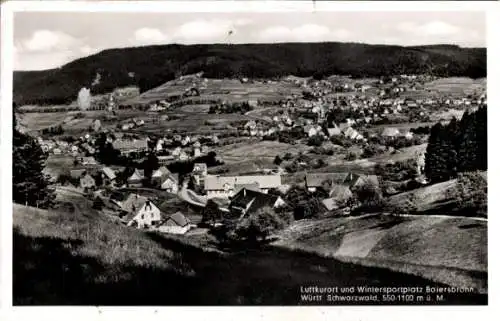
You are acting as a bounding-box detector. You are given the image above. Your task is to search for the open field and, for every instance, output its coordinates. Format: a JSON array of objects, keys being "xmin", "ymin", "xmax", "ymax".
[
  {"xmin": 18, "ymin": 112, "xmax": 70, "ymax": 132},
  {"xmin": 14, "ymin": 203, "xmax": 486, "ymax": 304},
  {"xmin": 126, "ymin": 78, "xmax": 302, "ymax": 105},
  {"xmin": 218, "ymin": 140, "xmax": 312, "ymax": 164},
  {"xmin": 130, "ymin": 112, "xmax": 255, "ymax": 135},
  {"xmin": 274, "ymin": 213, "xmax": 487, "ymax": 292},
  {"xmin": 179, "ymin": 104, "xmax": 211, "ymax": 113},
  {"xmin": 424, "ymin": 77, "xmax": 486, "ymax": 96}
]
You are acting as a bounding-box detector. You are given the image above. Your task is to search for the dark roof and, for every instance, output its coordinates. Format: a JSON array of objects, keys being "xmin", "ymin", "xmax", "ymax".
[
  {"xmin": 70, "ymin": 169, "xmax": 86, "ymax": 179},
  {"xmin": 229, "ymin": 188, "xmax": 281, "ymax": 216},
  {"xmin": 305, "ymin": 172, "xmax": 366, "ymax": 189},
  {"xmin": 164, "ymin": 212, "xmax": 191, "ymax": 227}
]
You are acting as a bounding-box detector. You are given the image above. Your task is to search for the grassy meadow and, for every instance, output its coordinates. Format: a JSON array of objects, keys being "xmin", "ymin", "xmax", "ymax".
[{"xmin": 13, "ymin": 201, "xmax": 486, "ymax": 305}]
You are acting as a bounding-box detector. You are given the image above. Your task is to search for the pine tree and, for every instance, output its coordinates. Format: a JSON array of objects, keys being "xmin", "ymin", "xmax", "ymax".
[
  {"xmin": 13, "ymin": 114, "xmax": 55, "ymax": 208},
  {"xmin": 475, "ymin": 106, "xmax": 487, "ymax": 171}
]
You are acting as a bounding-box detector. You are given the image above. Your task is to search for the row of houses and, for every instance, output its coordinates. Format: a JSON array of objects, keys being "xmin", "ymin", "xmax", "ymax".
[
  {"xmin": 305, "ymin": 172, "xmax": 379, "ymax": 211},
  {"xmin": 102, "ymin": 193, "xmax": 193, "ymax": 234}
]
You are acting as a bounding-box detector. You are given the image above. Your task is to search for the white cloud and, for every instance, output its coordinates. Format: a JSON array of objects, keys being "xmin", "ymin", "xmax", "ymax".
[
  {"xmin": 22, "ymin": 30, "xmax": 78, "ymax": 52},
  {"xmin": 258, "ymin": 26, "xmax": 292, "ymax": 42},
  {"xmin": 419, "ymin": 21, "xmax": 460, "ymax": 36},
  {"xmin": 294, "ymin": 24, "xmax": 330, "ymax": 40},
  {"xmin": 79, "ymin": 45, "xmax": 100, "ymax": 56},
  {"xmin": 16, "ymin": 51, "xmax": 75, "ymax": 70},
  {"xmin": 330, "ymin": 29, "xmax": 353, "ymax": 40},
  {"xmin": 172, "ymin": 19, "xmax": 233, "ymax": 43},
  {"xmin": 258, "ymin": 24, "xmax": 353, "ymax": 42},
  {"xmin": 234, "ymin": 18, "xmax": 254, "ymax": 27},
  {"xmin": 397, "ymin": 21, "xmax": 460, "ymax": 37},
  {"xmin": 132, "ymin": 28, "xmax": 169, "ymax": 45}
]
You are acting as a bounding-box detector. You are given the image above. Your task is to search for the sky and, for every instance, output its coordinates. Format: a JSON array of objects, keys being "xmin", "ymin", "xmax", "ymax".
[{"xmin": 13, "ymin": 11, "xmax": 485, "ymax": 71}]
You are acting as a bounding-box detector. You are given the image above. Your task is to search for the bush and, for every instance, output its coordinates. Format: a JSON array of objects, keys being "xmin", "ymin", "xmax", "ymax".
[
  {"xmin": 330, "ymin": 135, "xmax": 352, "ymax": 148},
  {"xmin": 307, "ymin": 135, "xmax": 324, "ymax": 147},
  {"xmin": 273, "ymin": 155, "xmax": 283, "ymax": 166},
  {"xmin": 352, "ymin": 182, "xmax": 385, "ymax": 213},
  {"xmin": 389, "ymin": 194, "xmax": 418, "ymax": 216},
  {"xmin": 345, "ymin": 152, "xmax": 359, "ymax": 161},
  {"xmin": 214, "ymin": 207, "xmax": 287, "ymax": 247},
  {"xmin": 452, "ymin": 171, "xmax": 487, "ymax": 217}
]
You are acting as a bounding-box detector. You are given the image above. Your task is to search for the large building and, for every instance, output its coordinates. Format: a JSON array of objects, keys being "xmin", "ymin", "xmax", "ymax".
[{"xmin": 204, "ymin": 174, "xmax": 282, "ymax": 199}]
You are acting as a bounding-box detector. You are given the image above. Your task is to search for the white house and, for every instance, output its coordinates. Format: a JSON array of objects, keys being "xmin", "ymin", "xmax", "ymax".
[
  {"xmin": 127, "ymin": 200, "xmax": 162, "ymax": 229},
  {"xmin": 161, "ymin": 174, "xmax": 179, "ymax": 194}
]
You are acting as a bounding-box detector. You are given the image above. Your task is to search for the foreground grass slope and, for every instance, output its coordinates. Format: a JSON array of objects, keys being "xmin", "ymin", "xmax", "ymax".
[
  {"xmin": 14, "ymin": 201, "xmax": 486, "ymax": 305},
  {"xmin": 14, "ymin": 42, "xmax": 485, "ymax": 106},
  {"xmin": 274, "ymin": 213, "xmax": 487, "ymax": 292}
]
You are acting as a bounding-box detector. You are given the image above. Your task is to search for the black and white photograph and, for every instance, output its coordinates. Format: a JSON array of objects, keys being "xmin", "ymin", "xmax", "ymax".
[{"xmin": 3, "ymin": 1, "xmax": 490, "ymax": 308}]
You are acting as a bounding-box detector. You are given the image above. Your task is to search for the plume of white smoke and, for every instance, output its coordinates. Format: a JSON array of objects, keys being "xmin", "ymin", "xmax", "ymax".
[
  {"xmin": 91, "ymin": 72, "xmax": 101, "ymax": 87},
  {"xmin": 77, "ymin": 87, "xmax": 91, "ymax": 110}
]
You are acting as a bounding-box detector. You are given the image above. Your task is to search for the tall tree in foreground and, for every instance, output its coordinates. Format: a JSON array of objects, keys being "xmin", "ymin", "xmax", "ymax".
[{"xmin": 13, "ymin": 113, "xmax": 55, "ymax": 208}]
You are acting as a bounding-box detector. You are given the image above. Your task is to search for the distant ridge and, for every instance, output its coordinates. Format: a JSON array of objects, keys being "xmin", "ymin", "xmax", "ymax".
[{"xmin": 13, "ymin": 42, "xmax": 486, "ymax": 106}]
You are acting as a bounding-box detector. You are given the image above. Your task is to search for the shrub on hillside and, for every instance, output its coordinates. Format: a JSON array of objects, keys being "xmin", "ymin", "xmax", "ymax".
[
  {"xmin": 352, "ymin": 182, "xmax": 386, "ymax": 213},
  {"xmin": 213, "ymin": 207, "xmax": 287, "ymax": 247},
  {"xmin": 329, "ymin": 135, "xmax": 353, "ymax": 148},
  {"xmin": 451, "ymin": 171, "xmax": 487, "ymax": 217},
  {"xmin": 307, "ymin": 135, "xmax": 324, "ymax": 147},
  {"xmin": 345, "ymin": 151, "xmax": 359, "ymax": 161},
  {"xmin": 388, "ymin": 194, "xmax": 418, "ymax": 216}
]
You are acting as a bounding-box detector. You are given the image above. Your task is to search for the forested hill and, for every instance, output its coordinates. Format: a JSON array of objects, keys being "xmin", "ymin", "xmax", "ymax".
[{"xmin": 13, "ymin": 42, "xmax": 486, "ymax": 106}]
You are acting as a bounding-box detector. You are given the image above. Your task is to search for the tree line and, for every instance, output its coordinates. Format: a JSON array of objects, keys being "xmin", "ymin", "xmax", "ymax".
[
  {"xmin": 425, "ymin": 106, "xmax": 487, "ymax": 183},
  {"xmin": 13, "ymin": 113, "xmax": 55, "ymax": 208}
]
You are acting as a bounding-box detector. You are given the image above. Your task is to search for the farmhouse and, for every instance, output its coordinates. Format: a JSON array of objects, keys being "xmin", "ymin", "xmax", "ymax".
[
  {"xmin": 229, "ymin": 188, "xmax": 286, "ymax": 219},
  {"xmin": 80, "ymin": 173, "xmax": 96, "ymax": 191},
  {"xmin": 343, "ymin": 127, "xmax": 364, "ymax": 141},
  {"xmin": 157, "ymin": 212, "xmax": 192, "ymax": 235},
  {"xmin": 81, "ymin": 156, "xmax": 97, "ymax": 165},
  {"xmin": 204, "ymin": 174, "xmax": 282, "ymax": 199},
  {"xmin": 160, "ymin": 174, "xmax": 179, "ymax": 194},
  {"xmin": 112, "ymin": 139, "xmax": 148, "ymax": 155},
  {"xmin": 158, "ymin": 155, "xmax": 175, "ymax": 165},
  {"xmin": 305, "ymin": 172, "xmax": 378, "ymax": 192},
  {"xmin": 101, "ymin": 167, "xmax": 116, "ymax": 185},
  {"xmin": 151, "ymin": 166, "xmax": 171, "ymax": 186},
  {"xmin": 382, "ymin": 127, "xmax": 401, "ymax": 138},
  {"xmin": 127, "ymin": 169, "xmax": 145, "ymax": 187},
  {"xmin": 122, "ymin": 195, "xmax": 162, "ymax": 229},
  {"xmin": 192, "ymin": 163, "xmax": 208, "ymax": 186}
]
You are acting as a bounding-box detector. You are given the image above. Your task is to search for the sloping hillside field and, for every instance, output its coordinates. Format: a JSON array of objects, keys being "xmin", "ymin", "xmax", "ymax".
[
  {"xmin": 14, "ymin": 204, "xmax": 486, "ymax": 305},
  {"xmin": 274, "ymin": 213, "xmax": 487, "ymax": 293}
]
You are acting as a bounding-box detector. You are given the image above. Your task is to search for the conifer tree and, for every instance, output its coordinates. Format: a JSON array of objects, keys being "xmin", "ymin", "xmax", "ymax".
[{"xmin": 13, "ymin": 114, "xmax": 55, "ymax": 208}]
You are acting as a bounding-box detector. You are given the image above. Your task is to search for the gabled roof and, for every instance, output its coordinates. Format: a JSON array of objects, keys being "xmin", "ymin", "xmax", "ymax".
[
  {"xmin": 161, "ymin": 173, "xmax": 179, "ymax": 184},
  {"xmin": 112, "ymin": 139, "xmax": 148, "ymax": 151},
  {"xmin": 230, "ymin": 188, "xmax": 282, "ymax": 216},
  {"xmin": 165, "ymin": 212, "xmax": 191, "ymax": 227},
  {"xmin": 128, "ymin": 169, "xmax": 144, "ymax": 182},
  {"xmin": 327, "ymin": 127, "xmax": 342, "ymax": 136},
  {"xmin": 382, "ymin": 127, "xmax": 400, "ymax": 137},
  {"xmin": 152, "ymin": 166, "xmax": 170, "ymax": 178},
  {"xmin": 234, "ymin": 183, "xmax": 260, "ymax": 195},
  {"xmin": 192, "ymin": 163, "xmax": 208, "ymax": 174},
  {"xmin": 70, "ymin": 169, "xmax": 86, "ymax": 179},
  {"xmin": 305, "ymin": 172, "xmax": 349, "ymax": 188},
  {"xmin": 322, "ymin": 198, "xmax": 339, "ymax": 211},
  {"xmin": 102, "ymin": 167, "xmax": 116, "ymax": 180},
  {"xmin": 121, "ymin": 193, "xmax": 149, "ymax": 213},
  {"xmin": 329, "ymin": 184, "xmax": 353, "ymax": 201},
  {"xmin": 204, "ymin": 175, "xmax": 281, "ymax": 191}
]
